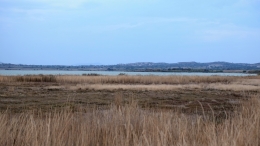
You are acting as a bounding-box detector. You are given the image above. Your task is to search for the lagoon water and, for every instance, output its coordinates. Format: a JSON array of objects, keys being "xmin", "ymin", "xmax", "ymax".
[{"xmin": 0, "ymin": 70, "xmax": 256, "ymax": 76}]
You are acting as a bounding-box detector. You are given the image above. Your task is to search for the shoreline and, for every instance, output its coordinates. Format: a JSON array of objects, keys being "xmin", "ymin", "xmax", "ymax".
[{"xmin": 0, "ymin": 69, "xmax": 257, "ymax": 76}]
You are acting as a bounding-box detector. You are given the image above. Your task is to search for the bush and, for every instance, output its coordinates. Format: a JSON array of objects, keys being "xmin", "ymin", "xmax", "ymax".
[
  {"xmin": 82, "ymin": 73, "xmax": 101, "ymax": 76},
  {"xmin": 15, "ymin": 75, "xmax": 57, "ymax": 82},
  {"xmin": 118, "ymin": 73, "xmax": 127, "ymax": 76}
]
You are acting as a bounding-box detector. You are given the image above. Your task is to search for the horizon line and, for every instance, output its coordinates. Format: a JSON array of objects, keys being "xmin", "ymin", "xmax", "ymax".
[{"xmin": 1, "ymin": 61, "xmax": 260, "ymax": 66}]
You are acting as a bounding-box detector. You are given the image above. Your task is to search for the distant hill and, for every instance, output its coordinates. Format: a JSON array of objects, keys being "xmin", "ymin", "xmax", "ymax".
[
  {"xmin": 0, "ymin": 62, "xmax": 259, "ymax": 73},
  {"xmin": 117, "ymin": 62, "xmax": 259, "ymax": 70}
]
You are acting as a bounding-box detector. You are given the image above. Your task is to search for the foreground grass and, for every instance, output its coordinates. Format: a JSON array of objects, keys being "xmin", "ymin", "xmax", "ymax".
[{"xmin": 0, "ymin": 95, "xmax": 259, "ymax": 146}]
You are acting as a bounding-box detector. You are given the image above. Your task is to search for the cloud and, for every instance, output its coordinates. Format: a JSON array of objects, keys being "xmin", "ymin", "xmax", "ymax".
[
  {"xmin": 54, "ymin": 16, "xmax": 196, "ymax": 34},
  {"xmin": 18, "ymin": 0, "xmax": 90, "ymax": 9},
  {"xmin": 203, "ymin": 30, "xmax": 250, "ymax": 41},
  {"xmin": 45, "ymin": 0, "xmax": 90, "ymax": 8},
  {"xmin": 197, "ymin": 25, "xmax": 260, "ymax": 42},
  {"xmin": 5, "ymin": 8, "xmax": 58, "ymax": 15},
  {"xmin": 0, "ymin": 0, "xmax": 97, "ymax": 22},
  {"xmin": 61, "ymin": 23, "xmax": 142, "ymax": 34},
  {"xmin": 106, "ymin": 23, "xmax": 142, "ymax": 30},
  {"xmin": 235, "ymin": 0, "xmax": 260, "ymax": 6},
  {"xmin": 144, "ymin": 17, "xmax": 198, "ymax": 24},
  {"xmin": 0, "ymin": 0, "xmax": 100, "ymax": 10},
  {"xmin": 22, "ymin": 0, "xmax": 136, "ymax": 9},
  {"xmin": 0, "ymin": 7, "xmax": 60, "ymax": 22}
]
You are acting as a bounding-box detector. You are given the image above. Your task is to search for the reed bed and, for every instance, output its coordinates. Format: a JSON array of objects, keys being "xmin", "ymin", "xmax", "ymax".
[
  {"xmin": 63, "ymin": 83, "xmax": 260, "ymax": 92},
  {"xmin": 0, "ymin": 75, "xmax": 240, "ymax": 84},
  {"xmin": 56, "ymin": 75, "xmax": 236, "ymax": 84},
  {"xmin": 0, "ymin": 95, "xmax": 259, "ymax": 146},
  {"xmin": 0, "ymin": 75, "xmax": 56, "ymax": 82}
]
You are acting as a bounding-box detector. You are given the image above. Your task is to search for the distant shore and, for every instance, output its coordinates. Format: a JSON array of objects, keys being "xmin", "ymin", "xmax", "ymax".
[
  {"xmin": 1, "ymin": 62, "xmax": 259, "ymax": 75},
  {"xmin": 0, "ymin": 70, "xmax": 258, "ymax": 76}
]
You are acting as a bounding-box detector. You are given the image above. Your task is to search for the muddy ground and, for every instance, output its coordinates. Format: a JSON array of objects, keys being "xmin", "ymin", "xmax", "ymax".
[{"xmin": 0, "ymin": 82, "xmax": 256, "ymax": 117}]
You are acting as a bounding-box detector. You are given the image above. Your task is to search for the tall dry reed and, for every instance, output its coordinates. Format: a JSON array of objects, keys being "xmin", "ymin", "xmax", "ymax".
[
  {"xmin": 0, "ymin": 75, "xmax": 239, "ymax": 84},
  {"xmin": 0, "ymin": 75, "xmax": 57, "ymax": 82},
  {"xmin": 56, "ymin": 75, "xmax": 236, "ymax": 84},
  {"xmin": 0, "ymin": 95, "xmax": 259, "ymax": 146}
]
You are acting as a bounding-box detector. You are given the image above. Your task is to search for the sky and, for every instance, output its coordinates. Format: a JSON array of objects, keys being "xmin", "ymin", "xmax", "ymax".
[{"xmin": 0, "ymin": 0, "xmax": 260, "ymax": 65}]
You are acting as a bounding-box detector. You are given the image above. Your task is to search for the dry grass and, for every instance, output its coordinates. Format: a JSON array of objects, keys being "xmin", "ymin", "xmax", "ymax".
[
  {"xmin": 56, "ymin": 75, "xmax": 236, "ymax": 84},
  {"xmin": 0, "ymin": 75, "xmax": 238, "ymax": 84},
  {"xmin": 0, "ymin": 95, "xmax": 259, "ymax": 146},
  {"xmin": 235, "ymin": 79, "xmax": 260, "ymax": 86},
  {"xmin": 60, "ymin": 83, "xmax": 259, "ymax": 92},
  {"xmin": 1, "ymin": 74, "xmax": 259, "ymax": 92},
  {"xmin": 1, "ymin": 75, "xmax": 259, "ymax": 86},
  {"xmin": 0, "ymin": 75, "xmax": 260, "ymax": 145},
  {"xmin": 206, "ymin": 83, "xmax": 260, "ymax": 91},
  {"xmin": 0, "ymin": 75, "xmax": 57, "ymax": 82},
  {"xmin": 65, "ymin": 84, "xmax": 201, "ymax": 91}
]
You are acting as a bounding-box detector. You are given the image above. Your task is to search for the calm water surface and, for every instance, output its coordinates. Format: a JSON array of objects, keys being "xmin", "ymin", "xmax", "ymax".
[{"xmin": 0, "ymin": 70, "xmax": 256, "ymax": 76}]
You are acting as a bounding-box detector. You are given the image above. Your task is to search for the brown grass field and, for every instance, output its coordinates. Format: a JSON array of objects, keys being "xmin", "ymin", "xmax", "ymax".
[{"xmin": 0, "ymin": 75, "xmax": 260, "ymax": 145}]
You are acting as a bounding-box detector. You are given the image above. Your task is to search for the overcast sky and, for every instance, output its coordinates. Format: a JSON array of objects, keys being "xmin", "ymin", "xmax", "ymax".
[{"xmin": 0, "ymin": 0, "xmax": 260, "ymax": 65}]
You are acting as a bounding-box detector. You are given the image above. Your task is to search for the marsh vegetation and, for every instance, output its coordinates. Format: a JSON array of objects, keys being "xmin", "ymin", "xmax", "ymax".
[{"xmin": 0, "ymin": 75, "xmax": 260, "ymax": 145}]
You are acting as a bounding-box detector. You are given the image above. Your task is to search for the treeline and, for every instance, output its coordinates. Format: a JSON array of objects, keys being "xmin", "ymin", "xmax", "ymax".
[{"xmin": 0, "ymin": 62, "xmax": 260, "ymax": 72}]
